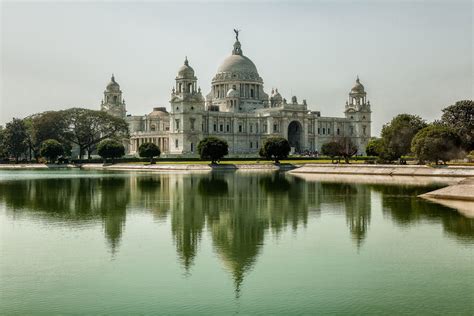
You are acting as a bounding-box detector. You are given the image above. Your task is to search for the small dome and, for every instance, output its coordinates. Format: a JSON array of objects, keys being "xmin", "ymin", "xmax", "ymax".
[
  {"xmin": 351, "ymin": 77, "xmax": 365, "ymax": 93},
  {"xmin": 226, "ymin": 88, "xmax": 239, "ymax": 98},
  {"xmin": 106, "ymin": 74, "xmax": 120, "ymax": 91},
  {"xmin": 177, "ymin": 57, "xmax": 195, "ymax": 79},
  {"xmin": 149, "ymin": 107, "xmax": 169, "ymax": 117}
]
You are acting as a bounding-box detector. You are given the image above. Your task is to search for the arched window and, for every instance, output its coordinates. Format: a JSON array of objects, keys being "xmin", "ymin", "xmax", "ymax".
[
  {"xmin": 175, "ymin": 139, "xmax": 179, "ymax": 148},
  {"xmin": 191, "ymin": 143, "xmax": 194, "ymax": 152},
  {"xmin": 150, "ymin": 124, "xmax": 156, "ymax": 131},
  {"xmin": 113, "ymin": 96, "xmax": 117, "ymax": 103},
  {"xmin": 250, "ymin": 89, "xmax": 254, "ymax": 98}
]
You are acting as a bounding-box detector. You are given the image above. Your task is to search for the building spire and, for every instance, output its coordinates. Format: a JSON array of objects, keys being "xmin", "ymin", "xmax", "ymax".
[
  {"xmin": 184, "ymin": 56, "xmax": 189, "ymax": 66},
  {"xmin": 111, "ymin": 73, "xmax": 115, "ymax": 82}
]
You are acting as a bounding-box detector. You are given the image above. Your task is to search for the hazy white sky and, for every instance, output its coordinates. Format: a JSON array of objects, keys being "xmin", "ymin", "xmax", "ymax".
[{"xmin": 1, "ymin": 1, "xmax": 472, "ymax": 135}]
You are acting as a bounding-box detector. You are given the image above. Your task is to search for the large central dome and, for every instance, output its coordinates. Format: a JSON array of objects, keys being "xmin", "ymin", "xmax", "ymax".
[
  {"xmin": 217, "ymin": 54, "xmax": 259, "ymax": 75},
  {"xmin": 212, "ymin": 38, "xmax": 262, "ymax": 83}
]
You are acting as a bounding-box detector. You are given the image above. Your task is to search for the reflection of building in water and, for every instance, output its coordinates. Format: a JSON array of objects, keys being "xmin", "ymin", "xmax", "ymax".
[
  {"xmin": 2, "ymin": 173, "xmax": 473, "ymax": 295},
  {"xmin": 344, "ymin": 186, "xmax": 371, "ymax": 248}
]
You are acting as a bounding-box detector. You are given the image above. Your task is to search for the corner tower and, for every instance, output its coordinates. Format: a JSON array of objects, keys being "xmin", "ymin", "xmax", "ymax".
[
  {"xmin": 345, "ymin": 76, "xmax": 372, "ymax": 154},
  {"xmin": 101, "ymin": 74, "xmax": 126, "ymax": 118},
  {"xmin": 169, "ymin": 57, "xmax": 205, "ymax": 155}
]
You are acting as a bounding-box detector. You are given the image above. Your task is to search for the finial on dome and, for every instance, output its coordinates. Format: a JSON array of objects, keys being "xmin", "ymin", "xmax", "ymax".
[
  {"xmin": 184, "ymin": 56, "xmax": 189, "ymax": 66},
  {"xmin": 356, "ymin": 75, "xmax": 360, "ymax": 83},
  {"xmin": 233, "ymin": 28, "xmax": 240, "ymax": 41},
  {"xmin": 232, "ymin": 29, "xmax": 243, "ymax": 55},
  {"xmin": 111, "ymin": 73, "xmax": 115, "ymax": 82}
]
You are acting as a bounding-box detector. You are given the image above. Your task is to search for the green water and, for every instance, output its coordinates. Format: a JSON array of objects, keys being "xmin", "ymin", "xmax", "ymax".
[{"xmin": 0, "ymin": 170, "xmax": 472, "ymax": 315}]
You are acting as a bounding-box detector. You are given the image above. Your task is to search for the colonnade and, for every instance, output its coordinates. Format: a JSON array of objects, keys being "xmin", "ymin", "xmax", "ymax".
[{"xmin": 131, "ymin": 137, "xmax": 169, "ymax": 153}]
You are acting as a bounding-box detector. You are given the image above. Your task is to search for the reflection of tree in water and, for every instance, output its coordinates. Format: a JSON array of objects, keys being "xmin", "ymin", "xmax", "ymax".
[
  {"xmin": 372, "ymin": 184, "xmax": 474, "ymax": 243},
  {"xmin": 135, "ymin": 176, "xmax": 169, "ymax": 221},
  {"xmin": 170, "ymin": 174, "xmax": 208, "ymax": 272},
  {"xmin": 318, "ymin": 182, "xmax": 371, "ymax": 248},
  {"xmin": 0, "ymin": 176, "xmax": 130, "ymax": 254},
  {"xmin": 97, "ymin": 178, "xmax": 129, "ymax": 254}
]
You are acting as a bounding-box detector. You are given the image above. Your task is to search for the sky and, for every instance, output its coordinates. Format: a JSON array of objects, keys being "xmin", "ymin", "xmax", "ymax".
[{"xmin": 1, "ymin": 0, "xmax": 472, "ymax": 136}]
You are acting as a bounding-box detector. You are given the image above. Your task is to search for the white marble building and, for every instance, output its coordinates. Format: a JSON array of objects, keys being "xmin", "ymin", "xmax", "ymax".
[{"xmin": 101, "ymin": 32, "xmax": 372, "ymax": 157}]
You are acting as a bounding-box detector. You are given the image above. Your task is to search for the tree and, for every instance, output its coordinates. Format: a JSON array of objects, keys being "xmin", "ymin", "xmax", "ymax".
[
  {"xmin": 26, "ymin": 111, "xmax": 69, "ymax": 161},
  {"xmin": 440, "ymin": 100, "xmax": 473, "ymax": 151},
  {"xmin": 3, "ymin": 118, "xmax": 29, "ymax": 163},
  {"xmin": 40, "ymin": 139, "xmax": 64, "ymax": 163},
  {"xmin": 97, "ymin": 139, "xmax": 125, "ymax": 163},
  {"xmin": 197, "ymin": 137, "xmax": 229, "ymax": 164},
  {"xmin": 365, "ymin": 137, "xmax": 384, "ymax": 156},
  {"xmin": 259, "ymin": 137, "xmax": 291, "ymax": 163},
  {"xmin": 411, "ymin": 125, "xmax": 463, "ymax": 164},
  {"xmin": 62, "ymin": 108, "xmax": 129, "ymax": 159},
  {"xmin": 338, "ymin": 137, "xmax": 358, "ymax": 163},
  {"xmin": 321, "ymin": 138, "xmax": 358, "ymax": 164},
  {"xmin": 138, "ymin": 142, "xmax": 161, "ymax": 164},
  {"xmin": 321, "ymin": 141, "xmax": 342, "ymax": 163},
  {"xmin": 380, "ymin": 114, "xmax": 427, "ymax": 161},
  {"xmin": 0, "ymin": 128, "xmax": 8, "ymax": 161}
]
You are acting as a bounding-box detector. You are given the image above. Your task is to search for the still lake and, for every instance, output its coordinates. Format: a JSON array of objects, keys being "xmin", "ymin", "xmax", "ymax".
[{"xmin": 0, "ymin": 170, "xmax": 473, "ymax": 314}]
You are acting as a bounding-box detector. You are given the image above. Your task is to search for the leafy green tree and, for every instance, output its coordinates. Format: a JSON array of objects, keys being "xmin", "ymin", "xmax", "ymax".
[
  {"xmin": 440, "ymin": 100, "xmax": 473, "ymax": 151},
  {"xmin": 97, "ymin": 139, "xmax": 125, "ymax": 164},
  {"xmin": 380, "ymin": 114, "xmax": 427, "ymax": 161},
  {"xmin": 259, "ymin": 136, "xmax": 291, "ymax": 163},
  {"xmin": 365, "ymin": 137, "xmax": 384, "ymax": 156},
  {"xmin": 26, "ymin": 111, "xmax": 69, "ymax": 161},
  {"xmin": 3, "ymin": 118, "xmax": 29, "ymax": 163},
  {"xmin": 62, "ymin": 108, "xmax": 129, "ymax": 159},
  {"xmin": 411, "ymin": 125, "xmax": 463, "ymax": 164},
  {"xmin": 0, "ymin": 128, "xmax": 8, "ymax": 161},
  {"xmin": 197, "ymin": 137, "xmax": 229, "ymax": 164},
  {"xmin": 321, "ymin": 141, "xmax": 342, "ymax": 163},
  {"xmin": 40, "ymin": 139, "xmax": 64, "ymax": 163},
  {"xmin": 138, "ymin": 142, "xmax": 161, "ymax": 164}
]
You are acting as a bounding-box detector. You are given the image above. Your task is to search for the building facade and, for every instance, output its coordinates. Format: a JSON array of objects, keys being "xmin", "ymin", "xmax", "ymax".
[{"xmin": 101, "ymin": 33, "xmax": 372, "ymax": 156}]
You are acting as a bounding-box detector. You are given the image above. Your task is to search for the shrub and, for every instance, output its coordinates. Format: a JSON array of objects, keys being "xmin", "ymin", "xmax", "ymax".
[
  {"xmin": 40, "ymin": 139, "xmax": 64, "ymax": 163},
  {"xmin": 321, "ymin": 141, "xmax": 341, "ymax": 163},
  {"xmin": 97, "ymin": 139, "xmax": 125, "ymax": 164},
  {"xmin": 365, "ymin": 138, "xmax": 384, "ymax": 156},
  {"xmin": 197, "ymin": 137, "xmax": 229, "ymax": 164},
  {"xmin": 259, "ymin": 137, "xmax": 291, "ymax": 163},
  {"xmin": 138, "ymin": 142, "xmax": 161, "ymax": 164}
]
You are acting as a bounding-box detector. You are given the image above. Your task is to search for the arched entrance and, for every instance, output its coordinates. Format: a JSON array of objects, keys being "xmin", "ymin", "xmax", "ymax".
[{"xmin": 288, "ymin": 121, "xmax": 303, "ymax": 153}]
